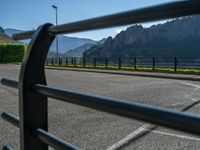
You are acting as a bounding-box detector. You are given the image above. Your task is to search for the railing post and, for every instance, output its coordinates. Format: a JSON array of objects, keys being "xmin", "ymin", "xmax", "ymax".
[
  {"xmin": 74, "ymin": 58, "xmax": 76, "ymax": 67},
  {"xmin": 61, "ymin": 58, "xmax": 62, "ymax": 66},
  {"xmin": 119, "ymin": 57, "xmax": 121, "ymax": 69},
  {"xmin": 58, "ymin": 58, "xmax": 61, "ymax": 66},
  {"xmin": 18, "ymin": 23, "xmax": 55, "ymax": 150},
  {"xmin": 174, "ymin": 57, "xmax": 177, "ymax": 72},
  {"xmin": 70, "ymin": 58, "xmax": 73, "ymax": 65},
  {"xmin": 105, "ymin": 58, "xmax": 108, "ymax": 68},
  {"xmin": 66, "ymin": 58, "xmax": 68, "ymax": 67},
  {"xmin": 94, "ymin": 57, "xmax": 96, "ymax": 68},
  {"xmin": 51, "ymin": 58, "xmax": 54, "ymax": 66},
  {"xmin": 134, "ymin": 57, "xmax": 137, "ymax": 70},
  {"xmin": 83, "ymin": 58, "xmax": 86, "ymax": 67},
  {"xmin": 55, "ymin": 58, "xmax": 57, "ymax": 65},
  {"xmin": 153, "ymin": 57, "xmax": 155, "ymax": 70}
]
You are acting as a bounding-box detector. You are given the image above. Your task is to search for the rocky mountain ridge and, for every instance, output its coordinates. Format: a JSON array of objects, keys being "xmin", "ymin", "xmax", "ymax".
[{"xmin": 83, "ymin": 16, "xmax": 200, "ymax": 58}]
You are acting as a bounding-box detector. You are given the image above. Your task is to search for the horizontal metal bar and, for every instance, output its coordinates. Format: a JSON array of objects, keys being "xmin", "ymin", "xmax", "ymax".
[
  {"xmin": 33, "ymin": 129, "xmax": 80, "ymax": 150},
  {"xmin": 1, "ymin": 111, "xmax": 80, "ymax": 149},
  {"xmin": 1, "ymin": 78, "xmax": 19, "ymax": 89},
  {"xmin": 12, "ymin": 0, "xmax": 200, "ymax": 40},
  {"xmin": 12, "ymin": 30, "xmax": 35, "ymax": 40},
  {"xmin": 1, "ymin": 112, "xmax": 20, "ymax": 128},
  {"xmin": 2, "ymin": 145, "xmax": 14, "ymax": 150},
  {"xmin": 32, "ymin": 83, "xmax": 200, "ymax": 135},
  {"xmin": 2, "ymin": 78, "xmax": 200, "ymax": 135}
]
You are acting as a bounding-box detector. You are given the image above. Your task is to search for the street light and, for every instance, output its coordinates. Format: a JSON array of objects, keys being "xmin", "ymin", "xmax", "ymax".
[{"xmin": 52, "ymin": 5, "xmax": 59, "ymax": 67}]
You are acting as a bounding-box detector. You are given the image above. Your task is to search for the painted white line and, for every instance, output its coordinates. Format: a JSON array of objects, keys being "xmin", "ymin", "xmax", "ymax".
[
  {"xmin": 143, "ymin": 128, "xmax": 200, "ymax": 141},
  {"xmin": 181, "ymin": 82, "xmax": 200, "ymax": 102},
  {"xmin": 107, "ymin": 84, "xmax": 200, "ymax": 150},
  {"xmin": 181, "ymin": 82, "xmax": 200, "ymax": 89},
  {"xmin": 107, "ymin": 123, "xmax": 200, "ymax": 150},
  {"xmin": 191, "ymin": 98, "xmax": 199, "ymax": 102},
  {"xmin": 106, "ymin": 124, "xmax": 155, "ymax": 150}
]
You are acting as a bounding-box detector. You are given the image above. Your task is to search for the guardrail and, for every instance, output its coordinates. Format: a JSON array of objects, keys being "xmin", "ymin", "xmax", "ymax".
[
  {"xmin": 1, "ymin": 1, "xmax": 200, "ymax": 149},
  {"xmin": 46, "ymin": 57, "xmax": 200, "ymax": 72}
]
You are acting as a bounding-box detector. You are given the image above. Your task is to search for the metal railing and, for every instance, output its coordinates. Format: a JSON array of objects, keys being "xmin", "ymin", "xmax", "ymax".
[
  {"xmin": 46, "ymin": 57, "xmax": 200, "ymax": 72},
  {"xmin": 1, "ymin": 1, "xmax": 200, "ymax": 149}
]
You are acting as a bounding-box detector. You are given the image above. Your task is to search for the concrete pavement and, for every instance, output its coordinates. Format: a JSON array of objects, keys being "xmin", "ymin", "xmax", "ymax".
[
  {"xmin": 46, "ymin": 66, "xmax": 200, "ymax": 82},
  {"xmin": 0, "ymin": 64, "xmax": 200, "ymax": 150}
]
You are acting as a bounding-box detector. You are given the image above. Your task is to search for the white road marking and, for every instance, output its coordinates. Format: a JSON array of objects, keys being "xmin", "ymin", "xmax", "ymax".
[
  {"xmin": 183, "ymin": 94, "xmax": 198, "ymax": 102},
  {"xmin": 143, "ymin": 128, "xmax": 200, "ymax": 141},
  {"xmin": 191, "ymin": 98, "xmax": 199, "ymax": 102},
  {"xmin": 107, "ymin": 124, "xmax": 200, "ymax": 150},
  {"xmin": 181, "ymin": 82, "xmax": 200, "ymax": 89},
  {"xmin": 180, "ymin": 82, "xmax": 200, "ymax": 102},
  {"xmin": 107, "ymin": 82, "xmax": 200, "ymax": 150},
  {"xmin": 106, "ymin": 124, "xmax": 155, "ymax": 150}
]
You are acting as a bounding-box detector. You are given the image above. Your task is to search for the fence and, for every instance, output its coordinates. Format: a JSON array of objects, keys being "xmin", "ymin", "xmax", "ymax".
[
  {"xmin": 46, "ymin": 57, "xmax": 200, "ymax": 72},
  {"xmin": 1, "ymin": 1, "xmax": 200, "ymax": 150}
]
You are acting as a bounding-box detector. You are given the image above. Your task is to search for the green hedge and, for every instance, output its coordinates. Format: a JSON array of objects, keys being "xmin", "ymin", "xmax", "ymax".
[{"xmin": 0, "ymin": 44, "xmax": 25, "ymax": 63}]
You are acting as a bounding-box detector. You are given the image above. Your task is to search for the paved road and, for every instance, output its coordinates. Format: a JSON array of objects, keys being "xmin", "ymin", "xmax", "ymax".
[{"xmin": 0, "ymin": 64, "xmax": 200, "ymax": 150}]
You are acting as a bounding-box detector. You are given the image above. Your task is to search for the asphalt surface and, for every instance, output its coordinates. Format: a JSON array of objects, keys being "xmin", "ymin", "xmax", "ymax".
[
  {"xmin": 46, "ymin": 66, "xmax": 200, "ymax": 82},
  {"xmin": 0, "ymin": 64, "xmax": 200, "ymax": 150}
]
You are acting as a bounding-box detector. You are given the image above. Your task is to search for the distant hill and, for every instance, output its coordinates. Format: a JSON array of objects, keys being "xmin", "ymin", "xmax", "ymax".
[
  {"xmin": 4, "ymin": 28, "xmax": 30, "ymax": 44},
  {"xmin": 64, "ymin": 43, "xmax": 95, "ymax": 57},
  {"xmin": 4, "ymin": 28, "xmax": 97, "ymax": 53},
  {"xmin": 47, "ymin": 51, "xmax": 64, "ymax": 58},
  {"xmin": 51, "ymin": 36, "xmax": 96, "ymax": 53},
  {"xmin": 83, "ymin": 16, "xmax": 200, "ymax": 58},
  {"xmin": 0, "ymin": 27, "xmax": 17, "ymax": 44}
]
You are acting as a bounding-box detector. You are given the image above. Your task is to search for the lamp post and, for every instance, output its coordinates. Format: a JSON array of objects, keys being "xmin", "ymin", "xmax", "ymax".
[{"xmin": 52, "ymin": 5, "xmax": 59, "ymax": 67}]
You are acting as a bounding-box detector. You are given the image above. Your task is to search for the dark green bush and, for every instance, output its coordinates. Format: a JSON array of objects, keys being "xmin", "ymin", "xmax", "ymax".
[{"xmin": 0, "ymin": 44, "xmax": 25, "ymax": 63}]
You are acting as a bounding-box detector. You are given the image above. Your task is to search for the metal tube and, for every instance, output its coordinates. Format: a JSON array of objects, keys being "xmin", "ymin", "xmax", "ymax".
[
  {"xmin": 1, "ymin": 112, "xmax": 80, "ymax": 149},
  {"xmin": 2, "ymin": 145, "xmax": 14, "ymax": 150},
  {"xmin": 12, "ymin": 30, "xmax": 35, "ymax": 40},
  {"xmin": 12, "ymin": 1, "xmax": 200, "ymax": 40},
  {"xmin": 32, "ymin": 84, "xmax": 200, "ymax": 135},
  {"xmin": 1, "ymin": 78, "xmax": 18, "ymax": 89},
  {"xmin": 1, "ymin": 112, "xmax": 20, "ymax": 128},
  {"xmin": 33, "ymin": 129, "xmax": 80, "ymax": 150},
  {"xmin": 2, "ymin": 78, "xmax": 200, "ymax": 135},
  {"xmin": 55, "ymin": 6, "xmax": 59, "ymax": 68}
]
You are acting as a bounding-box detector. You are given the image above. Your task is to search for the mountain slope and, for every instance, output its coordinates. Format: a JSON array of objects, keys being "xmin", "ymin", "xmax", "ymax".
[
  {"xmin": 4, "ymin": 28, "xmax": 97, "ymax": 53},
  {"xmin": 4, "ymin": 28, "xmax": 29, "ymax": 44},
  {"xmin": 51, "ymin": 36, "xmax": 96, "ymax": 53},
  {"xmin": 64, "ymin": 43, "xmax": 95, "ymax": 57},
  {"xmin": 83, "ymin": 16, "xmax": 200, "ymax": 58},
  {"xmin": 0, "ymin": 27, "xmax": 17, "ymax": 44}
]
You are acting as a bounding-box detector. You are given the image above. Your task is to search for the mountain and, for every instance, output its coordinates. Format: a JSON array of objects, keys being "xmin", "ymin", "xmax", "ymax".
[
  {"xmin": 47, "ymin": 51, "xmax": 65, "ymax": 58},
  {"xmin": 0, "ymin": 27, "xmax": 18, "ymax": 44},
  {"xmin": 4, "ymin": 28, "xmax": 30, "ymax": 44},
  {"xmin": 83, "ymin": 16, "xmax": 200, "ymax": 58},
  {"xmin": 4, "ymin": 28, "xmax": 97, "ymax": 53},
  {"xmin": 63, "ymin": 37, "xmax": 107, "ymax": 57},
  {"xmin": 64, "ymin": 43, "xmax": 95, "ymax": 57},
  {"xmin": 50, "ymin": 36, "xmax": 96, "ymax": 53}
]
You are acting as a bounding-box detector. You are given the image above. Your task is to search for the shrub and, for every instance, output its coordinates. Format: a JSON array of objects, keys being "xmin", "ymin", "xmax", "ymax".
[{"xmin": 0, "ymin": 44, "xmax": 25, "ymax": 63}]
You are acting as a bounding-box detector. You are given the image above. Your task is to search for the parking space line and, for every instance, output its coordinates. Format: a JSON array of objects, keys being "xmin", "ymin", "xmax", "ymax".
[
  {"xmin": 143, "ymin": 128, "xmax": 200, "ymax": 141},
  {"xmin": 106, "ymin": 124, "xmax": 156, "ymax": 150},
  {"xmin": 107, "ymin": 98, "xmax": 200, "ymax": 150},
  {"xmin": 107, "ymin": 124, "xmax": 200, "ymax": 150},
  {"xmin": 180, "ymin": 82, "xmax": 200, "ymax": 89}
]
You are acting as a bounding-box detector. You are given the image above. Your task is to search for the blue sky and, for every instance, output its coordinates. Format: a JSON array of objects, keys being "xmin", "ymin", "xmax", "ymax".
[{"xmin": 1, "ymin": 0, "xmax": 175, "ymax": 40}]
